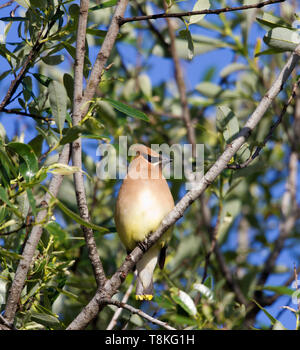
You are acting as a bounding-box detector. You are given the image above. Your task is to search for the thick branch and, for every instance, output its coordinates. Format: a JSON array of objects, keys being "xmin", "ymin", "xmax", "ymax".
[
  {"xmin": 119, "ymin": 0, "xmax": 285, "ymax": 25},
  {"xmin": 67, "ymin": 45, "xmax": 300, "ymax": 331},
  {"xmin": 71, "ymin": 0, "xmax": 106, "ymax": 288}
]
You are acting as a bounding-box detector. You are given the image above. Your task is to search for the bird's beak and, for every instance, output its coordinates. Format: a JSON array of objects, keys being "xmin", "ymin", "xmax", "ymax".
[{"xmin": 160, "ymin": 154, "xmax": 172, "ymax": 167}]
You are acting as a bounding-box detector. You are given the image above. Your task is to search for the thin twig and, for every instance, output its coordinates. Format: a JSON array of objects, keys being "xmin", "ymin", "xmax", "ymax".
[
  {"xmin": 201, "ymin": 212, "xmax": 221, "ymax": 284},
  {"xmin": 0, "ymin": 223, "xmax": 27, "ymax": 236},
  {"xmin": 214, "ymin": 242, "xmax": 248, "ymax": 305},
  {"xmin": 106, "ymin": 271, "xmax": 137, "ymax": 330},
  {"xmin": 2, "ymin": 108, "xmax": 53, "ymax": 122},
  {"xmin": 135, "ymin": 2, "xmax": 169, "ymax": 51},
  {"xmin": 0, "ymin": 0, "xmax": 14, "ymax": 10},
  {"xmin": 102, "ymin": 298, "xmax": 176, "ymax": 330},
  {"xmin": 0, "ymin": 6, "xmax": 61, "ymax": 111},
  {"xmin": 118, "ymin": 0, "xmax": 285, "ymax": 25}
]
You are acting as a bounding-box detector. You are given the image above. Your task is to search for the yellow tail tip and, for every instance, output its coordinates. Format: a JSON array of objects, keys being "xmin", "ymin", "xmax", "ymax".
[{"xmin": 135, "ymin": 294, "xmax": 153, "ymax": 301}]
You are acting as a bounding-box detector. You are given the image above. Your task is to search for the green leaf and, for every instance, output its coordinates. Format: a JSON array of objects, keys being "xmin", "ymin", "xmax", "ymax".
[
  {"xmin": 63, "ymin": 73, "xmax": 74, "ymax": 103},
  {"xmin": 26, "ymin": 188, "xmax": 37, "ymax": 217},
  {"xmin": 30, "ymin": 311, "xmax": 61, "ymax": 329},
  {"xmin": 43, "ymin": 186, "xmax": 109, "ymax": 234},
  {"xmin": 103, "ymin": 98, "xmax": 149, "ymax": 122},
  {"xmin": 7, "ymin": 142, "xmax": 38, "ymax": 180},
  {"xmin": 258, "ymin": 285, "xmax": 294, "ymax": 296},
  {"xmin": 0, "ymin": 186, "xmax": 17, "ymax": 209},
  {"xmin": 155, "ymin": 295, "xmax": 175, "ymax": 310},
  {"xmin": 59, "ymin": 125, "xmax": 84, "ymax": 146},
  {"xmin": 0, "ymin": 247, "xmax": 23, "ymax": 260},
  {"xmin": 256, "ymin": 12, "xmax": 291, "ymax": 30},
  {"xmin": 42, "ymin": 54, "xmax": 65, "ymax": 66},
  {"xmin": 220, "ymin": 63, "xmax": 248, "ymax": 78},
  {"xmin": 255, "ymin": 47, "xmax": 286, "ymax": 57},
  {"xmin": 193, "ymin": 283, "xmax": 214, "ymax": 301},
  {"xmin": 33, "ymin": 73, "xmax": 52, "ymax": 87},
  {"xmin": 28, "ymin": 134, "xmax": 44, "ymax": 158},
  {"xmin": 251, "ymin": 299, "xmax": 287, "ymax": 330},
  {"xmin": 263, "ymin": 27, "xmax": 300, "ymax": 52},
  {"xmin": 48, "ymin": 80, "xmax": 67, "ymax": 134},
  {"xmin": 86, "ymin": 28, "xmax": 108, "ymax": 37},
  {"xmin": 236, "ymin": 143, "xmax": 251, "ymax": 163},
  {"xmin": 178, "ymin": 29, "xmax": 194, "ymax": 60},
  {"xmin": 81, "ymin": 134, "xmax": 110, "ymax": 141},
  {"xmin": 45, "ymin": 221, "xmax": 67, "ymax": 242},
  {"xmin": 22, "ymin": 76, "xmax": 33, "ymax": 101},
  {"xmin": 216, "ymin": 106, "xmax": 239, "ymax": 144},
  {"xmin": 189, "ymin": 0, "xmax": 210, "ymax": 25},
  {"xmin": 89, "ymin": 0, "xmax": 118, "ymax": 11},
  {"xmin": 46, "ymin": 164, "xmax": 80, "ymax": 176},
  {"xmin": 14, "ymin": 0, "xmax": 29, "ymax": 8},
  {"xmin": 170, "ymin": 288, "xmax": 197, "ymax": 317},
  {"xmin": 196, "ymin": 81, "xmax": 222, "ymax": 98}
]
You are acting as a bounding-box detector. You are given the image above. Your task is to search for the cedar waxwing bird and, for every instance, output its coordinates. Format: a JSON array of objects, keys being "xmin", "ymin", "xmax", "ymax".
[{"xmin": 115, "ymin": 144, "xmax": 174, "ymax": 301}]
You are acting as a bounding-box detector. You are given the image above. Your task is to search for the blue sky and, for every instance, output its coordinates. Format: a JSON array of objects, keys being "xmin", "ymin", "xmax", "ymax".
[{"xmin": 0, "ymin": 1, "xmax": 300, "ymax": 329}]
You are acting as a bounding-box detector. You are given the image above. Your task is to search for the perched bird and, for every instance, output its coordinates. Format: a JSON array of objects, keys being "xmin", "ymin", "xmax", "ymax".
[{"xmin": 115, "ymin": 144, "xmax": 174, "ymax": 301}]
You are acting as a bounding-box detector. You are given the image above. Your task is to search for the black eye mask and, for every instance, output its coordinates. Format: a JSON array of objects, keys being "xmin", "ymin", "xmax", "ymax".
[{"xmin": 142, "ymin": 153, "xmax": 161, "ymax": 164}]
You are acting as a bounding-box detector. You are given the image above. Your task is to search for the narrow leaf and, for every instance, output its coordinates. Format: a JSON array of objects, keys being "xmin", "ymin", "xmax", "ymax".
[
  {"xmin": 189, "ymin": 0, "xmax": 210, "ymax": 25},
  {"xmin": 7, "ymin": 142, "xmax": 38, "ymax": 180},
  {"xmin": 263, "ymin": 27, "xmax": 300, "ymax": 52},
  {"xmin": 216, "ymin": 106, "xmax": 239, "ymax": 144},
  {"xmin": 48, "ymin": 80, "xmax": 67, "ymax": 134},
  {"xmin": 103, "ymin": 98, "xmax": 149, "ymax": 121},
  {"xmin": 89, "ymin": 0, "xmax": 118, "ymax": 11}
]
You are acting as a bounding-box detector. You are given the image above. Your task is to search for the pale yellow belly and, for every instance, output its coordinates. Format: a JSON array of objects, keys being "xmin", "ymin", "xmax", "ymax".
[{"xmin": 116, "ymin": 188, "xmax": 173, "ymax": 251}]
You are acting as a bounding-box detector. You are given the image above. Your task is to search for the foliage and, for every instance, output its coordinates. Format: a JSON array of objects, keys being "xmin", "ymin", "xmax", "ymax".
[{"xmin": 0, "ymin": 0, "xmax": 299, "ymax": 330}]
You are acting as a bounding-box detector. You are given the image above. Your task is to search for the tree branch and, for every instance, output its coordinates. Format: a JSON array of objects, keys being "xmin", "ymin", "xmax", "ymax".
[
  {"xmin": 106, "ymin": 271, "xmax": 136, "ymax": 330},
  {"xmin": 71, "ymin": 0, "xmax": 107, "ymax": 289},
  {"xmin": 0, "ymin": 6, "xmax": 61, "ymax": 111},
  {"xmin": 80, "ymin": 0, "xmax": 129, "ymax": 118},
  {"xmin": 118, "ymin": 0, "xmax": 285, "ymax": 25},
  {"xmin": 0, "ymin": 1, "xmax": 14, "ymax": 10},
  {"xmin": 1, "ymin": 108, "xmax": 53, "ymax": 122},
  {"xmin": 102, "ymin": 298, "xmax": 176, "ymax": 330},
  {"xmin": 66, "ymin": 44, "xmax": 300, "ymax": 331}
]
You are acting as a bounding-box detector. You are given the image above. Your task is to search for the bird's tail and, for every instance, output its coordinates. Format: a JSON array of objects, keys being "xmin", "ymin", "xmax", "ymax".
[{"xmin": 135, "ymin": 246, "xmax": 159, "ymax": 301}]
